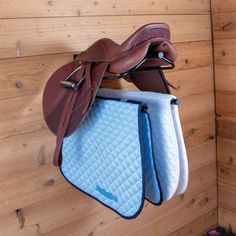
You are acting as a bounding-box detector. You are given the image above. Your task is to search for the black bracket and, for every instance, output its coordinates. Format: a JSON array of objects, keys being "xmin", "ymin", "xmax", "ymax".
[{"xmin": 103, "ymin": 51, "xmax": 175, "ymax": 81}]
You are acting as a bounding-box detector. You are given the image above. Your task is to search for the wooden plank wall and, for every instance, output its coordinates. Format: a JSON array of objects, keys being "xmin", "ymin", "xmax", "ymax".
[
  {"xmin": 0, "ymin": 1, "xmax": 217, "ymax": 235},
  {"xmin": 212, "ymin": 0, "xmax": 236, "ymax": 232}
]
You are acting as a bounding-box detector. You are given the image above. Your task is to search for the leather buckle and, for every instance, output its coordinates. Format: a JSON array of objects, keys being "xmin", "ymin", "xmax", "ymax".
[
  {"xmin": 60, "ymin": 64, "xmax": 85, "ymax": 91},
  {"xmin": 60, "ymin": 80, "xmax": 81, "ymax": 91}
]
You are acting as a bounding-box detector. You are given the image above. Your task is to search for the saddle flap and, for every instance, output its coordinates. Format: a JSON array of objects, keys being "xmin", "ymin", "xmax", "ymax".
[{"xmin": 42, "ymin": 61, "xmax": 108, "ymax": 137}]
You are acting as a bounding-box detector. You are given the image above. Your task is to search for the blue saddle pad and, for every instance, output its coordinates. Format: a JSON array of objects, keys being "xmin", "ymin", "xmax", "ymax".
[
  {"xmin": 61, "ymin": 97, "xmax": 162, "ymax": 219},
  {"xmin": 97, "ymin": 89, "xmax": 185, "ymax": 201}
]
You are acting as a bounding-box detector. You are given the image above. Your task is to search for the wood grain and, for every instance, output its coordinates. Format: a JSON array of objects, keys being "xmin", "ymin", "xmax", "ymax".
[
  {"xmin": 0, "ymin": 15, "xmax": 211, "ymax": 59},
  {"xmin": 41, "ymin": 164, "xmax": 217, "ymax": 236},
  {"xmin": 0, "ymin": 0, "xmax": 210, "ymax": 18},
  {"xmin": 178, "ymin": 91, "xmax": 215, "ymax": 124},
  {"xmin": 167, "ymin": 208, "xmax": 217, "ymax": 236},
  {"xmin": 0, "ymin": 128, "xmax": 55, "ymax": 177},
  {"xmin": 0, "ymin": 163, "xmax": 216, "ymax": 236},
  {"xmin": 215, "ymin": 65, "xmax": 236, "ymax": 92},
  {"xmin": 212, "ymin": 0, "xmax": 236, "ymax": 13},
  {"xmin": 0, "ymin": 0, "xmax": 218, "ymax": 235},
  {"xmin": 212, "ymin": 0, "xmax": 236, "ymax": 231},
  {"xmin": 0, "ymin": 42, "xmax": 213, "ymax": 99},
  {"xmin": 183, "ymin": 115, "xmax": 215, "ymax": 149},
  {"xmin": 0, "ymin": 120, "xmax": 216, "ymax": 178},
  {"xmin": 0, "ymin": 114, "xmax": 216, "ymax": 178},
  {"xmin": 127, "ymin": 192, "xmax": 216, "ymax": 236},
  {"xmin": 218, "ymin": 207, "xmax": 236, "ymax": 232},
  {"xmin": 103, "ymin": 65, "xmax": 214, "ymax": 98},
  {"xmin": 215, "ymin": 65, "xmax": 236, "ymax": 117},
  {"xmin": 0, "ymin": 93, "xmax": 46, "ymax": 139},
  {"xmin": 213, "ymin": 12, "xmax": 236, "ymax": 40},
  {"xmin": 217, "ymin": 116, "xmax": 236, "ymax": 140},
  {"xmin": 216, "ymin": 90, "xmax": 236, "ymax": 118},
  {"xmin": 0, "ymin": 93, "xmax": 215, "ymax": 143},
  {"xmin": 217, "ymin": 137, "xmax": 236, "ymax": 168},
  {"xmin": 218, "ymin": 184, "xmax": 236, "ymax": 213},
  {"xmin": 218, "ymin": 163, "xmax": 236, "ymax": 212},
  {"xmin": 214, "ymin": 39, "xmax": 236, "ymax": 65},
  {"xmin": 0, "ymin": 163, "xmax": 70, "ymax": 215},
  {"xmin": 0, "ymin": 53, "xmax": 72, "ymax": 99},
  {"xmin": 188, "ymin": 140, "xmax": 216, "ymax": 173}
]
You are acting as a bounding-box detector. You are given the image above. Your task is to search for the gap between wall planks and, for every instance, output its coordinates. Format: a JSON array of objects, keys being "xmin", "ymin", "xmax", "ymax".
[
  {"xmin": 0, "ymin": 0, "xmax": 217, "ymax": 235},
  {"xmin": 166, "ymin": 208, "xmax": 217, "ymax": 236},
  {"xmin": 211, "ymin": 0, "xmax": 236, "ymax": 232},
  {"xmin": 0, "ymin": 0, "xmax": 210, "ymax": 18},
  {"xmin": 0, "ymin": 41, "xmax": 212, "ymax": 100},
  {"xmin": 0, "ymin": 40, "xmax": 214, "ymax": 175},
  {"xmin": 0, "ymin": 14, "xmax": 211, "ymax": 60},
  {"xmin": 0, "ymin": 163, "xmax": 217, "ymax": 236}
]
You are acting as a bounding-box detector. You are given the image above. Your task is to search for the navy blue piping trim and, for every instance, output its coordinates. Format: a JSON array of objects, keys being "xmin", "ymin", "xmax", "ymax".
[
  {"xmin": 96, "ymin": 96, "xmax": 143, "ymax": 106},
  {"xmin": 144, "ymin": 113, "xmax": 163, "ymax": 206},
  {"xmin": 97, "ymin": 93, "xmax": 164, "ymax": 205},
  {"xmin": 60, "ymin": 167, "xmax": 144, "ymax": 220},
  {"xmin": 60, "ymin": 102, "xmax": 145, "ymax": 220},
  {"xmin": 96, "ymin": 96, "xmax": 121, "ymax": 102}
]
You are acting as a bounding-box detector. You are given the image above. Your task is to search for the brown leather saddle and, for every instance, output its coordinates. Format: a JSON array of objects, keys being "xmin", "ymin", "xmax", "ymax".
[{"xmin": 42, "ymin": 23, "xmax": 177, "ymax": 166}]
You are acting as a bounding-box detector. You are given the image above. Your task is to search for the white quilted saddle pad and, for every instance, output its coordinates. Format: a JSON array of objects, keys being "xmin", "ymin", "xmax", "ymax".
[
  {"xmin": 171, "ymin": 103, "xmax": 189, "ymax": 194},
  {"xmin": 61, "ymin": 98, "xmax": 162, "ymax": 219},
  {"xmin": 97, "ymin": 88, "xmax": 189, "ymax": 200}
]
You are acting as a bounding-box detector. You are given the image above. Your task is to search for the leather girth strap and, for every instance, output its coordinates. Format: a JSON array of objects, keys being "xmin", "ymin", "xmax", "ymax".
[
  {"xmin": 53, "ymin": 89, "xmax": 79, "ymax": 166},
  {"xmin": 53, "ymin": 63, "xmax": 86, "ymax": 166}
]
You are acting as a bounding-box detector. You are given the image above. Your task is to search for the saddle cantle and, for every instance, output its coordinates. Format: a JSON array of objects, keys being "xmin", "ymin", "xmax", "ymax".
[{"xmin": 42, "ymin": 23, "xmax": 177, "ymax": 167}]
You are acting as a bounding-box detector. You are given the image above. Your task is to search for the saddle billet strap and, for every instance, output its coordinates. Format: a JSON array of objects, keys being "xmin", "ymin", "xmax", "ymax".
[
  {"xmin": 85, "ymin": 63, "xmax": 92, "ymax": 90},
  {"xmin": 53, "ymin": 63, "xmax": 92, "ymax": 166},
  {"xmin": 53, "ymin": 90, "xmax": 79, "ymax": 166}
]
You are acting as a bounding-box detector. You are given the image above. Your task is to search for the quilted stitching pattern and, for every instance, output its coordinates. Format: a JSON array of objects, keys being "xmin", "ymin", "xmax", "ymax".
[
  {"xmin": 97, "ymin": 89, "xmax": 186, "ymax": 201},
  {"xmin": 61, "ymin": 98, "xmax": 161, "ymax": 218},
  {"xmin": 141, "ymin": 112, "xmax": 162, "ymax": 204},
  {"xmin": 171, "ymin": 104, "xmax": 189, "ymax": 194}
]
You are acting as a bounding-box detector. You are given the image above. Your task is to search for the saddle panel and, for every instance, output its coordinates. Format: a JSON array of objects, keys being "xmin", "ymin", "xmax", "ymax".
[{"xmin": 60, "ymin": 98, "xmax": 162, "ymax": 218}]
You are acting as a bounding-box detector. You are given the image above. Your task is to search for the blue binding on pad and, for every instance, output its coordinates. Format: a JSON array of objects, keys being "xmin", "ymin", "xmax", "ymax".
[{"xmin": 60, "ymin": 97, "xmax": 162, "ymax": 219}]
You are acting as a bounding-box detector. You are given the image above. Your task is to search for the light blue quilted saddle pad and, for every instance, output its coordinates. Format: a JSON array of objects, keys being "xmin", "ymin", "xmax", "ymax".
[
  {"xmin": 97, "ymin": 88, "xmax": 189, "ymax": 201},
  {"xmin": 61, "ymin": 97, "xmax": 162, "ymax": 219}
]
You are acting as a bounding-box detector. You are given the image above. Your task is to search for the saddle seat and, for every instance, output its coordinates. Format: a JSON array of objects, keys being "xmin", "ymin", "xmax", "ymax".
[
  {"xmin": 42, "ymin": 23, "xmax": 177, "ymax": 166},
  {"xmin": 75, "ymin": 23, "xmax": 177, "ymax": 73}
]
